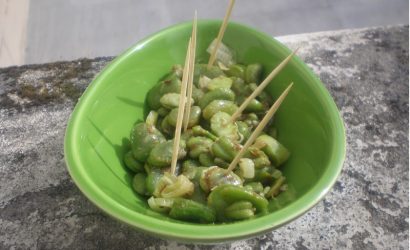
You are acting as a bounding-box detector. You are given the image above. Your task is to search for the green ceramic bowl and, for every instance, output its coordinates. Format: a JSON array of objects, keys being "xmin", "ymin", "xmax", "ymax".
[{"xmin": 64, "ymin": 20, "xmax": 345, "ymax": 243}]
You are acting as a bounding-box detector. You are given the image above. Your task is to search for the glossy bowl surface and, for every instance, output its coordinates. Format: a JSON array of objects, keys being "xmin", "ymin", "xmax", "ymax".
[{"xmin": 64, "ymin": 20, "xmax": 345, "ymax": 243}]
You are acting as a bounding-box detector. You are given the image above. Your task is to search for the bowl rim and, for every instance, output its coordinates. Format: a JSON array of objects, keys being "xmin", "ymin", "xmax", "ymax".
[{"xmin": 64, "ymin": 19, "xmax": 346, "ymax": 243}]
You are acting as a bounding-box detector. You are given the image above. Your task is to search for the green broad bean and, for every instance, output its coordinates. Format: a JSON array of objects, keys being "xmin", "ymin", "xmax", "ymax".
[
  {"xmin": 124, "ymin": 150, "xmax": 144, "ymax": 172},
  {"xmin": 236, "ymin": 121, "xmax": 251, "ymax": 142},
  {"xmin": 206, "ymin": 76, "xmax": 233, "ymax": 91},
  {"xmin": 160, "ymin": 115, "xmax": 174, "ymax": 136},
  {"xmin": 132, "ymin": 173, "xmax": 148, "ymax": 196},
  {"xmin": 160, "ymin": 93, "xmax": 194, "ymax": 109},
  {"xmin": 198, "ymin": 152, "xmax": 214, "ymax": 167},
  {"xmin": 157, "ymin": 107, "xmax": 169, "ymax": 117},
  {"xmin": 192, "ymin": 85, "xmax": 205, "ymax": 104},
  {"xmin": 169, "ymin": 198, "xmax": 216, "ymax": 223},
  {"xmin": 245, "ymin": 64, "xmax": 263, "ymax": 84},
  {"xmin": 231, "ymin": 77, "xmax": 247, "ymax": 96},
  {"xmin": 146, "ymin": 83, "xmax": 163, "ymax": 110},
  {"xmin": 192, "ymin": 125, "xmax": 218, "ymax": 141},
  {"xmin": 199, "ymin": 88, "xmax": 235, "ymax": 109},
  {"xmin": 245, "ymin": 146, "xmax": 271, "ymax": 168},
  {"xmin": 244, "ymin": 98, "xmax": 266, "ymax": 113},
  {"xmin": 203, "ymin": 99, "xmax": 238, "ymax": 120},
  {"xmin": 213, "ymin": 157, "xmax": 229, "ymax": 168},
  {"xmin": 244, "ymin": 182, "xmax": 264, "ymax": 194},
  {"xmin": 255, "ymin": 135, "xmax": 290, "ymax": 166},
  {"xmin": 193, "ymin": 64, "xmax": 225, "ymax": 85},
  {"xmin": 225, "ymin": 64, "xmax": 246, "ymax": 79},
  {"xmin": 187, "ymin": 136, "xmax": 213, "ymax": 158},
  {"xmin": 147, "ymin": 72, "xmax": 181, "ymax": 110},
  {"xmin": 182, "ymin": 160, "xmax": 201, "ymax": 179},
  {"xmin": 145, "ymin": 169, "xmax": 163, "ymax": 195},
  {"xmin": 210, "ymin": 111, "xmax": 239, "ymax": 141},
  {"xmin": 181, "ymin": 129, "xmax": 194, "ymax": 142},
  {"xmin": 130, "ymin": 123, "xmax": 166, "ymax": 162},
  {"xmin": 159, "ymin": 73, "xmax": 182, "ymax": 94},
  {"xmin": 249, "ymin": 167, "xmax": 274, "ymax": 185},
  {"xmin": 199, "ymin": 166, "xmax": 243, "ymax": 193},
  {"xmin": 147, "ymin": 140, "xmax": 187, "ymax": 168},
  {"xmin": 167, "ymin": 106, "xmax": 201, "ymax": 128},
  {"xmin": 224, "ymin": 201, "xmax": 255, "ymax": 220},
  {"xmin": 186, "ymin": 166, "xmax": 208, "ymax": 204},
  {"xmin": 207, "ymin": 184, "xmax": 268, "ymax": 221},
  {"xmin": 211, "ymin": 136, "xmax": 241, "ymax": 162}
]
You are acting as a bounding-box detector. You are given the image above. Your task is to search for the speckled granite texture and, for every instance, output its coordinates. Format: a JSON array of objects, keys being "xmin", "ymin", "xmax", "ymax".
[{"xmin": 0, "ymin": 25, "xmax": 408, "ymax": 249}]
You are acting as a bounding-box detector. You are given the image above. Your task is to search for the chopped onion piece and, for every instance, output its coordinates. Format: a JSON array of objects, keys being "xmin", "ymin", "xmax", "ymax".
[
  {"xmin": 206, "ymin": 39, "xmax": 236, "ymax": 66},
  {"xmin": 161, "ymin": 174, "xmax": 194, "ymax": 198},
  {"xmin": 239, "ymin": 158, "xmax": 255, "ymax": 179}
]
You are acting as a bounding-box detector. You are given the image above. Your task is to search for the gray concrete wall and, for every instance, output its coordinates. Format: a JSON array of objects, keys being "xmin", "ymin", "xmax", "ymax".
[{"xmin": 1, "ymin": 0, "xmax": 409, "ymax": 66}]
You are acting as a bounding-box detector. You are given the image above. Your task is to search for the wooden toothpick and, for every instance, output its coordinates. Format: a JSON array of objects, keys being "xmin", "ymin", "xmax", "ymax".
[
  {"xmin": 230, "ymin": 48, "xmax": 299, "ymax": 122},
  {"xmin": 207, "ymin": 0, "xmax": 235, "ymax": 68},
  {"xmin": 226, "ymin": 83, "xmax": 294, "ymax": 173},
  {"xmin": 183, "ymin": 11, "xmax": 197, "ymax": 132},
  {"xmin": 170, "ymin": 38, "xmax": 192, "ymax": 176}
]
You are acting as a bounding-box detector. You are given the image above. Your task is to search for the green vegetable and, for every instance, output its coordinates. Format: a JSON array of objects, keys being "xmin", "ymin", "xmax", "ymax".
[
  {"xmin": 194, "ymin": 64, "xmax": 225, "ymax": 85},
  {"xmin": 130, "ymin": 123, "xmax": 166, "ymax": 162},
  {"xmin": 211, "ymin": 136, "xmax": 240, "ymax": 162},
  {"xmin": 244, "ymin": 182, "xmax": 264, "ymax": 194},
  {"xmin": 210, "ymin": 112, "xmax": 239, "ymax": 141},
  {"xmin": 130, "ymin": 55, "xmax": 290, "ymax": 224},
  {"xmin": 245, "ymin": 64, "xmax": 263, "ymax": 84},
  {"xmin": 237, "ymin": 121, "xmax": 251, "ymax": 142},
  {"xmin": 124, "ymin": 151, "xmax": 144, "ymax": 172},
  {"xmin": 147, "ymin": 140, "xmax": 187, "ymax": 168},
  {"xmin": 224, "ymin": 201, "xmax": 255, "ymax": 220},
  {"xmin": 226, "ymin": 64, "xmax": 246, "ymax": 79},
  {"xmin": 199, "ymin": 88, "xmax": 235, "ymax": 109},
  {"xmin": 167, "ymin": 106, "xmax": 201, "ymax": 128},
  {"xmin": 160, "ymin": 93, "xmax": 194, "ymax": 109},
  {"xmin": 187, "ymin": 136, "xmax": 213, "ymax": 158},
  {"xmin": 132, "ymin": 173, "xmax": 148, "ymax": 195},
  {"xmin": 169, "ymin": 198, "xmax": 216, "ymax": 223},
  {"xmin": 255, "ymin": 135, "xmax": 290, "ymax": 166},
  {"xmin": 208, "ymin": 185, "xmax": 268, "ymax": 221},
  {"xmin": 207, "ymin": 76, "xmax": 233, "ymax": 91},
  {"xmin": 145, "ymin": 169, "xmax": 163, "ymax": 195},
  {"xmin": 192, "ymin": 125, "xmax": 218, "ymax": 141},
  {"xmin": 198, "ymin": 152, "xmax": 214, "ymax": 167},
  {"xmin": 200, "ymin": 166, "xmax": 242, "ymax": 193},
  {"xmin": 203, "ymin": 100, "xmax": 238, "ymax": 120}
]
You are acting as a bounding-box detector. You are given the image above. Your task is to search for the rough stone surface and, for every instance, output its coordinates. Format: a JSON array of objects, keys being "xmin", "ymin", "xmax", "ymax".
[{"xmin": 0, "ymin": 26, "xmax": 408, "ymax": 249}]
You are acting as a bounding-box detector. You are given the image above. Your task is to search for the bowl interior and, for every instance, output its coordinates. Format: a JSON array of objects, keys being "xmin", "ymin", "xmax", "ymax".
[{"xmin": 65, "ymin": 20, "xmax": 345, "ymax": 242}]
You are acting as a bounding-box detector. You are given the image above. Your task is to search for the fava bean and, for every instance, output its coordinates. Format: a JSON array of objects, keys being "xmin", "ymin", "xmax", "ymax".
[
  {"xmin": 203, "ymin": 100, "xmax": 238, "ymax": 120},
  {"xmin": 199, "ymin": 88, "xmax": 235, "ymax": 109},
  {"xmin": 147, "ymin": 140, "xmax": 187, "ymax": 168},
  {"xmin": 130, "ymin": 123, "xmax": 166, "ymax": 162}
]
